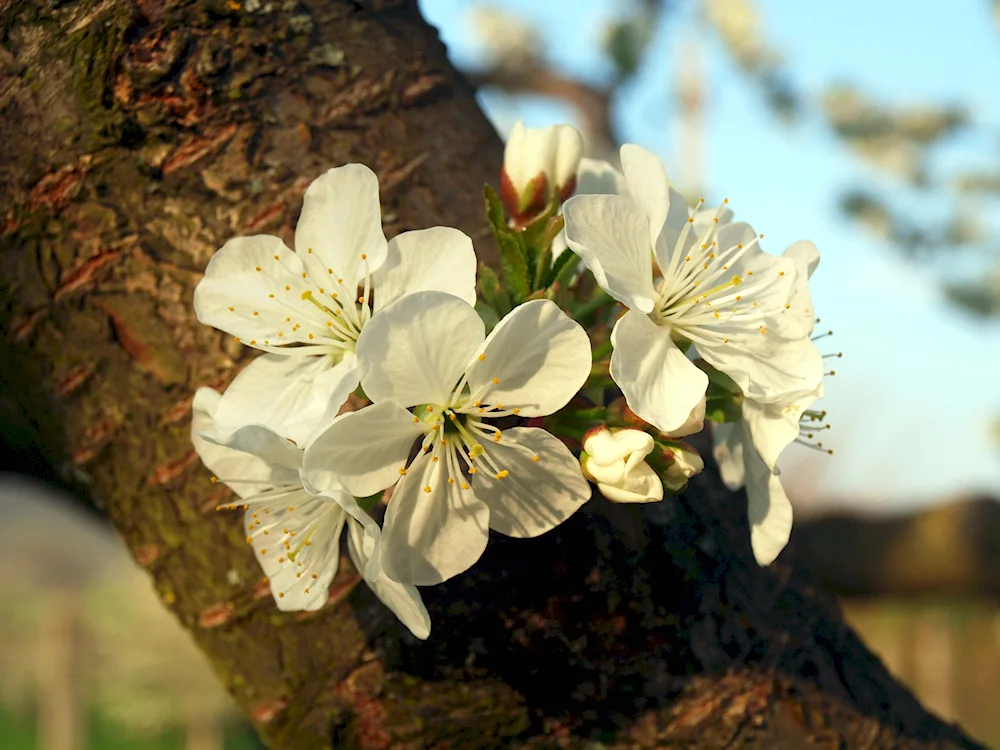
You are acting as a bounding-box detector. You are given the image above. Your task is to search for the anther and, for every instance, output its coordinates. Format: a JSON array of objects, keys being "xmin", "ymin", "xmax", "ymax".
[
  {"xmin": 496, "ymin": 470, "xmax": 509, "ymax": 479},
  {"xmin": 478, "ymin": 354, "xmax": 486, "ymax": 361},
  {"xmin": 532, "ymin": 455, "xmax": 540, "ymax": 462},
  {"xmin": 492, "ymin": 377, "xmax": 499, "ymax": 385},
  {"xmin": 423, "ymin": 485, "xmax": 432, "ymax": 493},
  {"xmin": 255, "ymin": 266, "xmax": 261, "ymax": 272}
]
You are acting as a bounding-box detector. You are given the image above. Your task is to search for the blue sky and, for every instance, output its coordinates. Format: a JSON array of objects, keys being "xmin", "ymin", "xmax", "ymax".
[{"xmin": 420, "ymin": 0, "xmax": 1000, "ymax": 512}]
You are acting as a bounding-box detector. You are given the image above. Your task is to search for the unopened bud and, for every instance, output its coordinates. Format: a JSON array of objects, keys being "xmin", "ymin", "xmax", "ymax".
[
  {"xmin": 501, "ymin": 121, "xmax": 583, "ymax": 224},
  {"xmin": 660, "ymin": 441, "xmax": 704, "ymax": 491},
  {"xmin": 580, "ymin": 426, "xmax": 663, "ymax": 504}
]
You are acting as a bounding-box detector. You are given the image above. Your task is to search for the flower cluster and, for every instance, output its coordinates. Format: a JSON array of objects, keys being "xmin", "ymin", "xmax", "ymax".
[{"xmin": 191, "ymin": 122, "xmax": 832, "ymax": 636}]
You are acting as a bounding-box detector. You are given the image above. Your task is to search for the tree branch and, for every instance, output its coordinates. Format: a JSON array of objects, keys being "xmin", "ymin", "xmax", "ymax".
[{"xmin": 0, "ymin": 0, "xmax": 985, "ymax": 747}]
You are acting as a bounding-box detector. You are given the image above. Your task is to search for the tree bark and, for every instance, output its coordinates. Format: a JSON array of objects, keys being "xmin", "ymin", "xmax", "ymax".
[{"xmin": 0, "ymin": 1, "xmax": 986, "ymax": 748}]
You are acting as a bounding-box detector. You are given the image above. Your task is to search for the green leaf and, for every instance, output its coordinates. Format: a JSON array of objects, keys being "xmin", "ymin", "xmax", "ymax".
[
  {"xmin": 495, "ymin": 229, "xmax": 531, "ymax": 302},
  {"xmin": 484, "ymin": 184, "xmax": 506, "ymax": 232}
]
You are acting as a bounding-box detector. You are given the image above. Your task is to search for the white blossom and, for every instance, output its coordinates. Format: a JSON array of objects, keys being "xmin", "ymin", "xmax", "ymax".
[
  {"xmin": 190, "ymin": 387, "xmax": 430, "ymax": 638},
  {"xmin": 194, "ymin": 164, "xmax": 477, "ymax": 444},
  {"xmin": 580, "ymin": 427, "xmax": 663, "ymax": 504},
  {"xmin": 563, "ymin": 144, "xmax": 823, "ymax": 434},
  {"xmin": 303, "ymin": 292, "xmax": 593, "ymax": 586}
]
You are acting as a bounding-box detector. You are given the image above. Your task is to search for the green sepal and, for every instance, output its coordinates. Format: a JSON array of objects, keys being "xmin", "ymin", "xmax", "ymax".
[{"xmin": 485, "ymin": 184, "xmax": 531, "ymax": 301}]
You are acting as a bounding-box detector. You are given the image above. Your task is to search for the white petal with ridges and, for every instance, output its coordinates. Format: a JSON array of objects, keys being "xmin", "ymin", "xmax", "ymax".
[
  {"xmin": 697, "ymin": 317, "xmax": 823, "ymax": 403},
  {"xmin": 620, "ymin": 144, "xmax": 671, "ymax": 249},
  {"xmin": 373, "ymin": 227, "xmax": 478, "ymax": 313},
  {"xmin": 294, "ymin": 164, "xmax": 388, "ymax": 290},
  {"xmin": 743, "ymin": 427, "xmax": 793, "ymax": 566},
  {"xmin": 783, "ymin": 240, "xmax": 820, "ymax": 336},
  {"xmin": 380, "ymin": 451, "xmax": 491, "ymax": 585},
  {"xmin": 610, "ymin": 311, "xmax": 709, "ymax": 433},
  {"xmin": 347, "ymin": 520, "xmax": 431, "ymax": 639},
  {"xmin": 465, "ymin": 300, "xmax": 591, "ymax": 417},
  {"xmin": 248, "ymin": 494, "xmax": 346, "ymax": 611},
  {"xmin": 194, "ymin": 235, "xmax": 330, "ymax": 345},
  {"xmin": 191, "ymin": 388, "xmax": 297, "ymax": 498},
  {"xmin": 212, "ymin": 352, "xmax": 358, "ymax": 447},
  {"xmin": 356, "ymin": 292, "xmax": 484, "ymax": 408},
  {"xmin": 302, "ymin": 402, "xmax": 425, "ymax": 498},
  {"xmin": 743, "ymin": 385, "xmax": 821, "ymax": 473},
  {"xmin": 474, "ymin": 427, "xmax": 591, "ymax": 537},
  {"xmin": 563, "ymin": 194, "xmax": 658, "ymax": 313}
]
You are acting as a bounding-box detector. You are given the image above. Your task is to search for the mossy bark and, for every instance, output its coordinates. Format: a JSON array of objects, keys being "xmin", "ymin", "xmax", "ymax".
[{"xmin": 0, "ymin": 1, "xmax": 985, "ymax": 748}]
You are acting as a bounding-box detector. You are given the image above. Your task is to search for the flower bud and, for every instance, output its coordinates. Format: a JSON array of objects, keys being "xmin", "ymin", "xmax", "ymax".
[
  {"xmin": 580, "ymin": 426, "xmax": 663, "ymax": 504},
  {"xmin": 660, "ymin": 442, "xmax": 705, "ymax": 492},
  {"xmin": 501, "ymin": 121, "xmax": 583, "ymax": 224}
]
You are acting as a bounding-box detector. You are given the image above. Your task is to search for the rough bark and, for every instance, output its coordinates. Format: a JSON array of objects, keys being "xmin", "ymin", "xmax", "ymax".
[{"xmin": 0, "ymin": 1, "xmax": 986, "ymax": 748}]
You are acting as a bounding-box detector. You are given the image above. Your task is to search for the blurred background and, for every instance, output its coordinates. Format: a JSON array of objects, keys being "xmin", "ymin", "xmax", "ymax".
[{"xmin": 3, "ymin": 0, "xmax": 999, "ymax": 747}]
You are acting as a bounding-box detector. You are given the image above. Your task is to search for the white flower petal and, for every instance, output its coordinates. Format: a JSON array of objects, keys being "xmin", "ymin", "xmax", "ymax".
[
  {"xmin": 373, "ymin": 227, "xmax": 477, "ymax": 313},
  {"xmin": 191, "ymin": 388, "xmax": 297, "ymax": 498},
  {"xmin": 743, "ymin": 432, "xmax": 793, "ymax": 566},
  {"xmin": 465, "ymin": 299, "xmax": 591, "ymax": 416},
  {"xmin": 743, "ymin": 385, "xmax": 821, "ymax": 473},
  {"xmin": 302, "ymin": 401, "xmax": 425, "ymax": 498},
  {"xmin": 620, "ymin": 144, "xmax": 671, "ymax": 249},
  {"xmin": 711, "ymin": 421, "xmax": 745, "ymax": 491},
  {"xmin": 583, "ymin": 427, "xmax": 653, "ymax": 468},
  {"xmin": 194, "ymin": 235, "xmax": 328, "ymax": 344},
  {"xmin": 475, "ymin": 427, "xmax": 591, "ymax": 537},
  {"xmin": 356, "ymin": 291, "xmax": 485, "ymax": 407},
  {"xmin": 380, "ymin": 452, "xmax": 490, "ymax": 585},
  {"xmin": 200, "ymin": 423, "xmax": 303, "ymax": 473},
  {"xmin": 697, "ymin": 317, "xmax": 823, "ymax": 403},
  {"xmin": 576, "ymin": 157, "xmax": 629, "ymax": 197},
  {"xmin": 665, "ymin": 397, "xmax": 707, "ymax": 439},
  {"xmin": 783, "ymin": 240, "xmax": 820, "ymax": 336},
  {"xmin": 563, "ymin": 194, "xmax": 658, "ymax": 313},
  {"xmin": 248, "ymin": 494, "xmax": 346, "ymax": 611},
  {"xmin": 212, "ymin": 352, "xmax": 358, "ymax": 447},
  {"xmin": 610, "ymin": 311, "xmax": 709, "ymax": 433},
  {"xmin": 347, "ymin": 520, "xmax": 430, "ymax": 639},
  {"xmin": 294, "ymin": 164, "xmax": 388, "ymax": 290}
]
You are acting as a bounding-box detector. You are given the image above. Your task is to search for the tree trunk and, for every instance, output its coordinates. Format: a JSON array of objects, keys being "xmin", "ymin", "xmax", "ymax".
[{"xmin": 0, "ymin": 1, "xmax": 986, "ymax": 748}]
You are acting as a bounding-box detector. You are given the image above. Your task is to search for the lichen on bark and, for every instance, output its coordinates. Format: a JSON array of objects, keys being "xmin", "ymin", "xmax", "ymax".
[{"xmin": 0, "ymin": 0, "xmax": 987, "ymax": 748}]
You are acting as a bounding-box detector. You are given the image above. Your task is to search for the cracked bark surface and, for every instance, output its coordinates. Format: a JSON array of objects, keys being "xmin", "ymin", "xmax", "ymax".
[{"xmin": 0, "ymin": 1, "xmax": 985, "ymax": 747}]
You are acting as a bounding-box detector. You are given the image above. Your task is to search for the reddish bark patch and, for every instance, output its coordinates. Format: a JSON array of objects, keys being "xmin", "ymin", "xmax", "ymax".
[
  {"xmin": 250, "ymin": 697, "xmax": 288, "ymax": 724},
  {"xmin": 9, "ymin": 309, "xmax": 46, "ymax": 343},
  {"xmin": 198, "ymin": 601, "xmax": 234, "ymax": 628},
  {"xmin": 134, "ymin": 544, "xmax": 161, "ymax": 566},
  {"xmin": 29, "ymin": 162, "xmax": 88, "ymax": 213},
  {"xmin": 146, "ymin": 449, "xmax": 199, "ymax": 486},
  {"xmin": 56, "ymin": 363, "xmax": 96, "ymax": 397},
  {"xmin": 54, "ymin": 248, "xmax": 123, "ymax": 301},
  {"xmin": 162, "ymin": 123, "xmax": 238, "ymax": 175}
]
